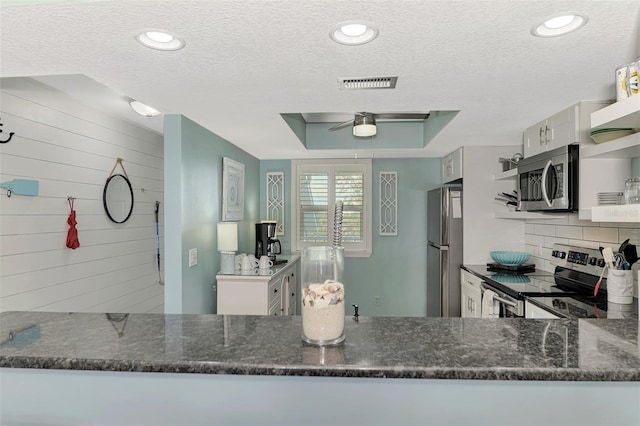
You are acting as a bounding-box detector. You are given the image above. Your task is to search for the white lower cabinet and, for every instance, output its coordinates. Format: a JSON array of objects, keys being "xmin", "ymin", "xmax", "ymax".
[
  {"xmin": 217, "ymin": 257, "xmax": 299, "ymax": 315},
  {"xmin": 524, "ymin": 300, "xmax": 560, "ymax": 319},
  {"xmin": 460, "ymin": 269, "xmax": 482, "ymax": 318}
]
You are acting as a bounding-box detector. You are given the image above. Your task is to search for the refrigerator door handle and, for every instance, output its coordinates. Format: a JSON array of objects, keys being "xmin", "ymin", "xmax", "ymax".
[
  {"xmin": 441, "ymin": 188, "xmax": 449, "ymax": 245},
  {"xmin": 428, "ymin": 242, "xmax": 448, "ymax": 250},
  {"xmin": 441, "ymin": 248, "xmax": 449, "ymax": 317}
]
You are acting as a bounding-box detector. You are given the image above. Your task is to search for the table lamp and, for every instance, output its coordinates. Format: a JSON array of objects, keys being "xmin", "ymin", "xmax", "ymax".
[{"xmin": 217, "ymin": 222, "xmax": 238, "ymax": 274}]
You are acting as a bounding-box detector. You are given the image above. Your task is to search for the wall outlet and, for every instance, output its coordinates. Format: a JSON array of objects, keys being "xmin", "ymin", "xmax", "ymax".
[
  {"xmin": 189, "ymin": 248, "xmax": 198, "ymax": 267},
  {"xmin": 374, "ymin": 296, "xmax": 381, "ymax": 306}
]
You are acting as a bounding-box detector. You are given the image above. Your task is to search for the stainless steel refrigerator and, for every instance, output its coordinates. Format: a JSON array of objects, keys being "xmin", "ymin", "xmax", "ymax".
[{"xmin": 427, "ymin": 187, "xmax": 463, "ymax": 317}]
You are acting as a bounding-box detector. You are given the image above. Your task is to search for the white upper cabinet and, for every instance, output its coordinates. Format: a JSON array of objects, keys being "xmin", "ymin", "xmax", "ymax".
[
  {"xmin": 523, "ymin": 119, "xmax": 549, "ymax": 157},
  {"xmin": 442, "ymin": 147, "xmax": 463, "ymax": 183},
  {"xmin": 524, "ymin": 101, "xmax": 610, "ymax": 158}
]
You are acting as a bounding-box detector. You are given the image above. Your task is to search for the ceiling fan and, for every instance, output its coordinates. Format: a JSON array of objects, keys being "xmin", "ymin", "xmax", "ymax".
[{"xmin": 328, "ymin": 112, "xmax": 430, "ymax": 137}]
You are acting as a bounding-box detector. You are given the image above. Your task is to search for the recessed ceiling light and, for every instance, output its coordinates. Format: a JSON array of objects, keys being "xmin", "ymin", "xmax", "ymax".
[
  {"xmin": 531, "ymin": 13, "xmax": 588, "ymax": 38},
  {"xmin": 129, "ymin": 99, "xmax": 161, "ymax": 117},
  {"xmin": 330, "ymin": 21, "xmax": 379, "ymax": 45},
  {"xmin": 135, "ymin": 29, "xmax": 185, "ymax": 51}
]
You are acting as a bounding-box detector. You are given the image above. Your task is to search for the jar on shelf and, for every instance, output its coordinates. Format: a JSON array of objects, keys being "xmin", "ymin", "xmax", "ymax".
[
  {"xmin": 624, "ymin": 177, "xmax": 640, "ymax": 204},
  {"xmin": 301, "ymin": 246, "xmax": 345, "ymax": 345}
]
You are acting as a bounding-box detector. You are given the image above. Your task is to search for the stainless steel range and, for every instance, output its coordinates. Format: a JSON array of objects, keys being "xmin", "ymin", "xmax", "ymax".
[{"xmin": 470, "ymin": 244, "xmax": 637, "ymax": 319}]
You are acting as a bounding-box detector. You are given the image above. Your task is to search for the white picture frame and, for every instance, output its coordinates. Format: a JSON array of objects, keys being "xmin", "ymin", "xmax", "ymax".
[{"xmin": 222, "ymin": 157, "xmax": 244, "ymax": 221}]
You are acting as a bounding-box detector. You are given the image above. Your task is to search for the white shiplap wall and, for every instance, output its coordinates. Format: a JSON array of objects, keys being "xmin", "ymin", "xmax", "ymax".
[{"xmin": 0, "ymin": 77, "xmax": 164, "ymax": 313}]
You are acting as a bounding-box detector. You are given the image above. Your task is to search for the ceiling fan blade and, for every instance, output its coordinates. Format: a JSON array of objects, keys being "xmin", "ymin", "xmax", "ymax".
[
  {"xmin": 328, "ymin": 119, "xmax": 355, "ymax": 131},
  {"xmin": 373, "ymin": 113, "xmax": 430, "ymax": 120}
]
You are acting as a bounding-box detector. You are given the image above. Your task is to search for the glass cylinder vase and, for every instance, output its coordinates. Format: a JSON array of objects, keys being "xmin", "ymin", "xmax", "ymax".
[{"xmin": 301, "ymin": 246, "xmax": 345, "ymax": 345}]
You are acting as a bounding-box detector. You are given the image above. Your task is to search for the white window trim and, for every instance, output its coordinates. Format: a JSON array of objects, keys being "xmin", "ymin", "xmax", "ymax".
[{"xmin": 291, "ymin": 159, "xmax": 372, "ymax": 257}]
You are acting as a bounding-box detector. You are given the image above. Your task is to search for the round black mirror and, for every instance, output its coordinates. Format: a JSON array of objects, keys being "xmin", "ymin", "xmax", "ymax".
[{"xmin": 103, "ymin": 174, "xmax": 134, "ymax": 223}]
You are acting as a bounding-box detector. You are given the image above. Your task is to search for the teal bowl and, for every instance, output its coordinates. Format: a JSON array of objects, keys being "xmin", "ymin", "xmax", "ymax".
[{"xmin": 490, "ymin": 251, "xmax": 530, "ymax": 266}]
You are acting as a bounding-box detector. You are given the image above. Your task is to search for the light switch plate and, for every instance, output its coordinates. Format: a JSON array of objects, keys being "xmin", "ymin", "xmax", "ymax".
[{"xmin": 189, "ymin": 248, "xmax": 198, "ymax": 267}]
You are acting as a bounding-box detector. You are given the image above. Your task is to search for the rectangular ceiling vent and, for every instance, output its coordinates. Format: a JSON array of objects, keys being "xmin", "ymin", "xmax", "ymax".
[{"xmin": 338, "ymin": 76, "xmax": 398, "ymax": 90}]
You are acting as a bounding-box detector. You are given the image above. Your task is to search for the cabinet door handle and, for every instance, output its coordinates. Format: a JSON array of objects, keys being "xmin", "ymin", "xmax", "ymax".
[
  {"xmin": 539, "ymin": 127, "xmax": 544, "ymax": 145},
  {"xmin": 544, "ymin": 125, "xmax": 550, "ymax": 143},
  {"xmin": 274, "ymin": 288, "xmax": 278, "ymax": 293}
]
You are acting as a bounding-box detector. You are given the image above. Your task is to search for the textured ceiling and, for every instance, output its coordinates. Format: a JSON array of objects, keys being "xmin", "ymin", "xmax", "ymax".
[{"xmin": 1, "ymin": 0, "xmax": 639, "ymax": 159}]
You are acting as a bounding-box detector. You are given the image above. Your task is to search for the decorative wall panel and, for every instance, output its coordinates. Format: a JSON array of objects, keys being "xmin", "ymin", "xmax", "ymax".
[
  {"xmin": 266, "ymin": 172, "xmax": 285, "ymax": 235},
  {"xmin": 379, "ymin": 171, "xmax": 397, "ymax": 236}
]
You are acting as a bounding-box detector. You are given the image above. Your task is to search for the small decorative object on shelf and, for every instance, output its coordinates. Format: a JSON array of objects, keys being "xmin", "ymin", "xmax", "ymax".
[
  {"xmin": 616, "ymin": 57, "xmax": 639, "ymax": 101},
  {"xmin": 301, "ymin": 246, "xmax": 345, "ymax": 346}
]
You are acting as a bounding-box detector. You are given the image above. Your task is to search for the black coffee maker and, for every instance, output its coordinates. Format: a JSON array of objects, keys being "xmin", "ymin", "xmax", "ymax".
[{"xmin": 255, "ymin": 222, "xmax": 281, "ymax": 262}]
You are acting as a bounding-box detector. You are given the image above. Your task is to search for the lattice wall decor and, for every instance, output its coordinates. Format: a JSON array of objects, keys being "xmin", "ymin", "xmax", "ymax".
[
  {"xmin": 379, "ymin": 171, "xmax": 397, "ymax": 236},
  {"xmin": 266, "ymin": 172, "xmax": 285, "ymax": 235}
]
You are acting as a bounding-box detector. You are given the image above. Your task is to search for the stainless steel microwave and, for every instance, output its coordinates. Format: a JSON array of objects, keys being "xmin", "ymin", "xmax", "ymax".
[{"xmin": 517, "ymin": 144, "xmax": 579, "ymax": 212}]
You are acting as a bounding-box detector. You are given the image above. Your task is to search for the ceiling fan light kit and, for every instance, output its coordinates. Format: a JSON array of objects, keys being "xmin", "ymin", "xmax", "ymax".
[
  {"xmin": 353, "ymin": 124, "xmax": 377, "ymax": 137},
  {"xmin": 328, "ymin": 112, "xmax": 429, "ymax": 138},
  {"xmin": 352, "ymin": 112, "xmax": 377, "ymax": 137}
]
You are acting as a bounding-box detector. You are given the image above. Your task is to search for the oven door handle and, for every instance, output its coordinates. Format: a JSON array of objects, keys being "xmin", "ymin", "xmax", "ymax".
[
  {"xmin": 493, "ymin": 295, "xmax": 517, "ymax": 308},
  {"xmin": 541, "ymin": 159, "xmax": 553, "ymax": 208},
  {"xmin": 480, "ymin": 283, "xmax": 518, "ymax": 308}
]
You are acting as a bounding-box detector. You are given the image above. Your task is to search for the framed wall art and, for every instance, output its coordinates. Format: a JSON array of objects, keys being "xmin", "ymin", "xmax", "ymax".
[{"xmin": 222, "ymin": 157, "xmax": 244, "ymax": 221}]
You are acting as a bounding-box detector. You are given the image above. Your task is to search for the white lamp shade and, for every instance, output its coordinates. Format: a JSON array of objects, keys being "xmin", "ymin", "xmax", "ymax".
[
  {"xmin": 353, "ymin": 123, "xmax": 377, "ymax": 137},
  {"xmin": 217, "ymin": 222, "xmax": 238, "ymax": 252}
]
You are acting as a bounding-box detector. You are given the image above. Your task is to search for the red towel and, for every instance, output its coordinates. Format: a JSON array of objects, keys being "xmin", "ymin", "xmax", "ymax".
[{"xmin": 66, "ymin": 199, "xmax": 80, "ymax": 249}]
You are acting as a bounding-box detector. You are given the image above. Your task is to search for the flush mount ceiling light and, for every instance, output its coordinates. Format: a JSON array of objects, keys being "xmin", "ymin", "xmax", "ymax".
[
  {"xmin": 135, "ymin": 29, "xmax": 185, "ymax": 50},
  {"xmin": 531, "ymin": 13, "xmax": 588, "ymax": 37},
  {"xmin": 129, "ymin": 99, "xmax": 161, "ymax": 117},
  {"xmin": 330, "ymin": 21, "xmax": 379, "ymax": 45}
]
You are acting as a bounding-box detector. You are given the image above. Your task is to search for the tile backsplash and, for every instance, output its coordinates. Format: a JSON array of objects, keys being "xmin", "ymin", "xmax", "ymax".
[{"xmin": 524, "ymin": 214, "xmax": 639, "ymax": 273}]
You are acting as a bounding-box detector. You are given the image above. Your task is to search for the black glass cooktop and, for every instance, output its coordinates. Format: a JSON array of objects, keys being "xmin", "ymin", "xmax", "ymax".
[{"xmin": 527, "ymin": 294, "xmax": 638, "ymax": 319}]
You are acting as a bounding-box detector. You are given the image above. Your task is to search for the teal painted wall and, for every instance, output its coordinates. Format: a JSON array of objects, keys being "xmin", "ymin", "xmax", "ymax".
[
  {"xmin": 632, "ymin": 156, "xmax": 639, "ymax": 176},
  {"xmin": 343, "ymin": 158, "xmax": 441, "ymax": 316},
  {"xmin": 259, "ymin": 157, "xmax": 441, "ymax": 317},
  {"xmin": 164, "ymin": 115, "xmax": 260, "ymax": 314}
]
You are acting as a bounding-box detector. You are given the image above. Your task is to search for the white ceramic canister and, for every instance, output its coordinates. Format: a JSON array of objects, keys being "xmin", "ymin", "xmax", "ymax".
[{"xmin": 606, "ymin": 269, "xmax": 634, "ymax": 304}]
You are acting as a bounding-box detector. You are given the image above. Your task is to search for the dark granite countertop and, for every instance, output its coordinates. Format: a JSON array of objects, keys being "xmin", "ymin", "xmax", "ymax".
[{"xmin": 1, "ymin": 311, "xmax": 638, "ymax": 381}]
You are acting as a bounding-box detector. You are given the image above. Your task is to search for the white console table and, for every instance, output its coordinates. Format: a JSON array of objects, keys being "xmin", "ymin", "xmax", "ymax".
[{"xmin": 216, "ymin": 256, "xmax": 299, "ymax": 316}]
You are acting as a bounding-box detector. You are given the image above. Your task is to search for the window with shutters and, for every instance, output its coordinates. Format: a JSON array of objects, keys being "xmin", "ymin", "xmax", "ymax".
[{"xmin": 291, "ymin": 159, "xmax": 372, "ymax": 257}]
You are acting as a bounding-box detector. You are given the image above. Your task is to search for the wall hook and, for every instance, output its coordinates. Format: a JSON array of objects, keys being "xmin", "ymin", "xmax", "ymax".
[{"xmin": 0, "ymin": 118, "xmax": 15, "ymax": 144}]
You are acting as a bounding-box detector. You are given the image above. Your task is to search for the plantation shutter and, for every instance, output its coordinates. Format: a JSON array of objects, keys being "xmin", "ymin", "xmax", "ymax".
[
  {"xmin": 292, "ymin": 159, "xmax": 371, "ymax": 256},
  {"xmin": 335, "ymin": 172, "xmax": 364, "ymax": 243},
  {"xmin": 299, "ymin": 172, "xmax": 329, "ymax": 243}
]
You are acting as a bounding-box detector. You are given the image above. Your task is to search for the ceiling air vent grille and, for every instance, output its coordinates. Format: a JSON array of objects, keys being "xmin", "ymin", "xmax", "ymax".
[{"xmin": 338, "ymin": 76, "xmax": 398, "ymax": 90}]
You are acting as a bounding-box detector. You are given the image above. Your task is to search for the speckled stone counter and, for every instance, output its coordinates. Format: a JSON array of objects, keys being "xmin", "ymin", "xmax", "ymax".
[{"xmin": 1, "ymin": 311, "xmax": 638, "ymax": 381}]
